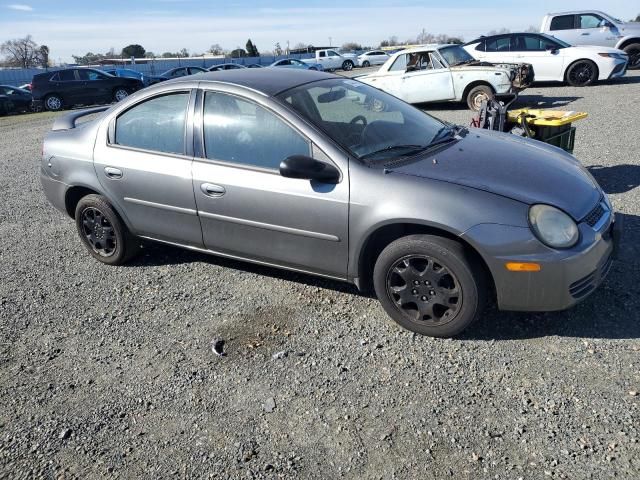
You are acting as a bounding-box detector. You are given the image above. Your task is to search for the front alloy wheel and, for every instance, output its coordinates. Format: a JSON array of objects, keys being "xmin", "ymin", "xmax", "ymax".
[
  {"xmin": 113, "ymin": 88, "xmax": 129, "ymax": 102},
  {"xmin": 45, "ymin": 95, "xmax": 63, "ymax": 111},
  {"xmin": 566, "ymin": 60, "xmax": 597, "ymax": 87},
  {"xmin": 373, "ymin": 235, "xmax": 486, "ymax": 337}
]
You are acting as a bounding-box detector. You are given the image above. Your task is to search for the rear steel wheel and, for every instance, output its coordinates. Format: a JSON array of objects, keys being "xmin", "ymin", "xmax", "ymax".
[
  {"xmin": 74, "ymin": 194, "xmax": 140, "ymax": 265},
  {"xmin": 45, "ymin": 94, "xmax": 63, "ymax": 111}
]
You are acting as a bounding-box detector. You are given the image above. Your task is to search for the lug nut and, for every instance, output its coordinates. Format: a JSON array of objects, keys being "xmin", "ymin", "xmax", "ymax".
[
  {"xmin": 424, "ymin": 281, "xmax": 431, "ymax": 285},
  {"xmin": 421, "ymin": 296, "xmax": 427, "ymax": 301},
  {"xmin": 413, "ymin": 280, "xmax": 420, "ymax": 285},
  {"xmin": 429, "ymin": 290, "xmax": 435, "ymax": 295},
  {"xmin": 412, "ymin": 289, "xmax": 418, "ymax": 295}
]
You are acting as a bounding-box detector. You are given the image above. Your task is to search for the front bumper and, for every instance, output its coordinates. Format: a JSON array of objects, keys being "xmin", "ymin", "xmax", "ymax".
[
  {"xmin": 606, "ymin": 59, "xmax": 628, "ymax": 79},
  {"xmin": 462, "ymin": 208, "xmax": 620, "ymax": 312}
]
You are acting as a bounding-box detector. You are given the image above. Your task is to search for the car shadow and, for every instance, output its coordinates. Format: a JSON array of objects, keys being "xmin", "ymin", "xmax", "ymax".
[
  {"xmin": 513, "ymin": 93, "xmax": 582, "ymax": 108},
  {"xmin": 588, "ymin": 164, "xmax": 640, "ymax": 194}
]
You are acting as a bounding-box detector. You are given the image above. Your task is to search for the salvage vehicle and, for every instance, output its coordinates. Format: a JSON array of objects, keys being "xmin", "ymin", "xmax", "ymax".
[
  {"xmin": 357, "ymin": 50, "xmax": 390, "ymax": 67},
  {"xmin": 300, "ymin": 49, "xmax": 358, "ymax": 71},
  {"xmin": 465, "ymin": 33, "xmax": 628, "ymax": 86},
  {"xmin": 540, "ymin": 11, "xmax": 640, "ymax": 69},
  {"xmin": 358, "ymin": 44, "xmax": 533, "ymax": 110},
  {"xmin": 32, "ymin": 68, "xmax": 143, "ymax": 111},
  {"xmin": 148, "ymin": 66, "xmax": 208, "ymax": 85},
  {"xmin": 104, "ymin": 68, "xmax": 148, "ymax": 87},
  {"xmin": 40, "ymin": 69, "xmax": 618, "ymax": 338},
  {"xmin": 207, "ymin": 63, "xmax": 246, "ymax": 71},
  {"xmin": 270, "ymin": 58, "xmax": 323, "ymax": 71},
  {"xmin": 0, "ymin": 85, "xmax": 33, "ymax": 113}
]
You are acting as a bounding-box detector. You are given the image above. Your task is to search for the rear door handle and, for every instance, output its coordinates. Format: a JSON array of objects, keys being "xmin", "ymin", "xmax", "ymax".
[
  {"xmin": 581, "ymin": 32, "xmax": 590, "ymax": 35},
  {"xmin": 200, "ymin": 183, "xmax": 226, "ymax": 197},
  {"xmin": 104, "ymin": 166, "xmax": 123, "ymax": 179}
]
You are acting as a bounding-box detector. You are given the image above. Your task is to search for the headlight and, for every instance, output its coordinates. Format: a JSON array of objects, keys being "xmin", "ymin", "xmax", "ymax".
[
  {"xmin": 529, "ymin": 204, "xmax": 579, "ymax": 249},
  {"xmin": 598, "ymin": 52, "xmax": 627, "ymax": 60}
]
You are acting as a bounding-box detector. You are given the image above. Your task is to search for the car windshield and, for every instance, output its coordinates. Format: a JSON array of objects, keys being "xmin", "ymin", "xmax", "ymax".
[
  {"xmin": 438, "ymin": 45, "xmax": 475, "ymax": 66},
  {"xmin": 540, "ymin": 33, "xmax": 571, "ymax": 48},
  {"xmin": 276, "ymin": 78, "xmax": 449, "ymax": 163}
]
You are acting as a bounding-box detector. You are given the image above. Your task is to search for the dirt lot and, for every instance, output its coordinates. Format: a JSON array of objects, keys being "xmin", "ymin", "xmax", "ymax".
[{"xmin": 1, "ymin": 71, "xmax": 639, "ymax": 479}]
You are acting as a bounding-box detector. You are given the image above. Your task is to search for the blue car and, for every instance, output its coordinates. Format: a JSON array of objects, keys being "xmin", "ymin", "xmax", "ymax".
[
  {"xmin": 104, "ymin": 68, "xmax": 147, "ymax": 86},
  {"xmin": 269, "ymin": 58, "xmax": 323, "ymax": 71}
]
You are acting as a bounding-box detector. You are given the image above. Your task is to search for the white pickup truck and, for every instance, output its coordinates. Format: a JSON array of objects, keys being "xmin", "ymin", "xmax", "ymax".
[
  {"xmin": 301, "ymin": 49, "xmax": 359, "ymax": 71},
  {"xmin": 358, "ymin": 44, "xmax": 533, "ymax": 110},
  {"xmin": 540, "ymin": 11, "xmax": 640, "ymax": 69}
]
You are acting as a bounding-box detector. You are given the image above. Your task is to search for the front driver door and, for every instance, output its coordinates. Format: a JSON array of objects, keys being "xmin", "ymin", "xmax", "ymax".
[
  {"xmin": 93, "ymin": 89, "xmax": 203, "ymax": 247},
  {"xmin": 191, "ymin": 89, "xmax": 349, "ymax": 277},
  {"xmin": 401, "ymin": 52, "xmax": 454, "ymax": 103}
]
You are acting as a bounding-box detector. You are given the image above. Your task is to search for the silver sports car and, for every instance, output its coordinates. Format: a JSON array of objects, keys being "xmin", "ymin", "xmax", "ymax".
[{"xmin": 40, "ymin": 69, "xmax": 619, "ymax": 337}]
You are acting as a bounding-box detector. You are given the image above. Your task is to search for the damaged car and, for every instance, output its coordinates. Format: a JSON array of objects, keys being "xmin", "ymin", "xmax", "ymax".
[{"xmin": 358, "ymin": 44, "xmax": 533, "ymax": 110}]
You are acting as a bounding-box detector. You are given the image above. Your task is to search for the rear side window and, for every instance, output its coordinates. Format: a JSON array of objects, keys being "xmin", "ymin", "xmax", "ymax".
[
  {"xmin": 474, "ymin": 41, "xmax": 486, "ymax": 52},
  {"xmin": 115, "ymin": 92, "xmax": 190, "ymax": 155},
  {"xmin": 58, "ymin": 70, "xmax": 76, "ymax": 82},
  {"xmin": 202, "ymin": 91, "xmax": 310, "ymax": 170},
  {"xmin": 550, "ymin": 15, "xmax": 575, "ymax": 31},
  {"xmin": 485, "ymin": 37, "xmax": 511, "ymax": 52}
]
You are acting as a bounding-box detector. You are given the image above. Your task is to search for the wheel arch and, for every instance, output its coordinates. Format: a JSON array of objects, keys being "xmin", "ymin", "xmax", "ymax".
[
  {"xmin": 616, "ymin": 37, "xmax": 640, "ymax": 50},
  {"xmin": 64, "ymin": 185, "xmax": 135, "ymax": 233},
  {"xmin": 462, "ymin": 81, "xmax": 495, "ymax": 101},
  {"xmin": 354, "ymin": 221, "xmax": 495, "ymax": 297}
]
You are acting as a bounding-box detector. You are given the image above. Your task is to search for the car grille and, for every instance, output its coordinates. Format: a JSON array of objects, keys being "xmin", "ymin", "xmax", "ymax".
[
  {"xmin": 568, "ymin": 254, "xmax": 613, "ymax": 299},
  {"xmin": 582, "ymin": 202, "xmax": 605, "ymax": 227}
]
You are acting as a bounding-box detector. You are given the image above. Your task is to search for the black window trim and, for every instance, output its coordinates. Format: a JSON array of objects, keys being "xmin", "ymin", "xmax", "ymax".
[
  {"xmin": 550, "ymin": 14, "xmax": 577, "ymax": 31},
  {"xmin": 195, "ymin": 87, "xmax": 314, "ymax": 175},
  {"xmin": 106, "ymin": 89, "xmax": 195, "ymax": 159}
]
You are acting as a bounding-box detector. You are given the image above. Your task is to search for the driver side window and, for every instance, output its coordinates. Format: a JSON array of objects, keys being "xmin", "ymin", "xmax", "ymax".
[{"xmin": 579, "ymin": 14, "xmax": 603, "ymax": 29}]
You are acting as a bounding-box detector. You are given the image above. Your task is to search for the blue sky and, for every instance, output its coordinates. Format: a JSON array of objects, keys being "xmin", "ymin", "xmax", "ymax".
[{"xmin": 1, "ymin": 0, "xmax": 638, "ymax": 62}]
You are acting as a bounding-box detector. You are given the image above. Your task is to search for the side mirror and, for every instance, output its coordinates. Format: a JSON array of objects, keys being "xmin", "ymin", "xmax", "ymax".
[
  {"xmin": 279, "ymin": 155, "xmax": 340, "ymax": 184},
  {"xmin": 545, "ymin": 45, "xmax": 559, "ymax": 54}
]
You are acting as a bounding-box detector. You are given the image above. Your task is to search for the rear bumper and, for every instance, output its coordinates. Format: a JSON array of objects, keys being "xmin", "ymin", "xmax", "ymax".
[
  {"xmin": 40, "ymin": 168, "xmax": 70, "ymax": 216},
  {"xmin": 462, "ymin": 209, "xmax": 619, "ymax": 312}
]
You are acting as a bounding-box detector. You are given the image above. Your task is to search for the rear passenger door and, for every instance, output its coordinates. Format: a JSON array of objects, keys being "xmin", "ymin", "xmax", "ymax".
[
  {"xmin": 477, "ymin": 35, "xmax": 514, "ymax": 63},
  {"xmin": 93, "ymin": 90, "xmax": 204, "ymax": 247},
  {"xmin": 191, "ymin": 88, "xmax": 349, "ymax": 277}
]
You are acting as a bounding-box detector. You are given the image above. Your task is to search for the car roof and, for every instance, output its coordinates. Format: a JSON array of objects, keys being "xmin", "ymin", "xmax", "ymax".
[
  {"xmin": 391, "ymin": 44, "xmax": 458, "ymax": 55},
  {"xmin": 174, "ymin": 68, "xmax": 337, "ymax": 96},
  {"xmin": 465, "ymin": 32, "xmax": 547, "ymax": 45},
  {"xmin": 545, "ymin": 10, "xmax": 608, "ymax": 16}
]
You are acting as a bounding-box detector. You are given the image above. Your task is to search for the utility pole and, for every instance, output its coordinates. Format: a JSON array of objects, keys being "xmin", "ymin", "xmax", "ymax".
[{"xmin": 329, "ymin": 37, "xmax": 332, "ymax": 47}]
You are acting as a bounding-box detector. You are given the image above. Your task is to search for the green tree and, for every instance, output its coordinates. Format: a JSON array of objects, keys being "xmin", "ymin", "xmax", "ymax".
[
  {"xmin": 121, "ymin": 44, "xmax": 146, "ymax": 58},
  {"xmin": 38, "ymin": 45, "xmax": 49, "ymax": 67},
  {"xmin": 230, "ymin": 48, "xmax": 247, "ymax": 58},
  {"xmin": 341, "ymin": 42, "xmax": 362, "ymax": 51},
  {"xmin": 209, "ymin": 44, "xmax": 224, "ymax": 55},
  {"xmin": 72, "ymin": 52, "xmax": 106, "ymax": 65},
  {"xmin": 245, "ymin": 39, "xmax": 259, "ymax": 57},
  {"xmin": 179, "ymin": 48, "xmax": 189, "ymax": 57},
  {"xmin": 635, "ymin": 14, "xmax": 640, "ymax": 22}
]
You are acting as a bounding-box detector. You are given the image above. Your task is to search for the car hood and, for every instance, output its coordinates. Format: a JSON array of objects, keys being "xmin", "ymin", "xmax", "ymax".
[
  {"xmin": 386, "ymin": 129, "xmax": 601, "ymax": 220},
  {"xmin": 618, "ymin": 22, "xmax": 640, "ymax": 33},
  {"xmin": 565, "ymin": 45, "xmax": 627, "ymax": 54}
]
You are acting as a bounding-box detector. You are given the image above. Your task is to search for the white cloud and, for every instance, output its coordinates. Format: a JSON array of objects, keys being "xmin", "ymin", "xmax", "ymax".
[{"xmin": 7, "ymin": 4, "xmax": 33, "ymax": 11}]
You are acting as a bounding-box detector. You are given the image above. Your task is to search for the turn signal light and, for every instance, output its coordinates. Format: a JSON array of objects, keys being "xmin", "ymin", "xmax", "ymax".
[{"xmin": 505, "ymin": 262, "xmax": 541, "ymax": 272}]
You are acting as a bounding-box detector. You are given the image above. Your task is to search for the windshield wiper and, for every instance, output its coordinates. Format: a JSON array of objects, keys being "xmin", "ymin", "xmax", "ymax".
[{"xmin": 360, "ymin": 144, "xmax": 427, "ymax": 161}]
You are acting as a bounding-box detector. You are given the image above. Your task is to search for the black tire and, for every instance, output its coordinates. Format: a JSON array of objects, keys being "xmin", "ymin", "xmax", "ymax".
[
  {"xmin": 565, "ymin": 60, "xmax": 598, "ymax": 87},
  {"xmin": 342, "ymin": 60, "xmax": 354, "ymax": 71},
  {"xmin": 362, "ymin": 60, "xmax": 370, "ymax": 68},
  {"xmin": 44, "ymin": 94, "xmax": 63, "ymax": 111},
  {"xmin": 466, "ymin": 85, "xmax": 493, "ymax": 111},
  {"xmin": 623, "ymin": 43, "xmax": 640, "ymax": 70},
  {"xmin": 309, "ymin": 67, "xmax": 318, "ymax": 71},
  {"xmin": 373, "ymin": 235, "xmax": 486, "ymax": 337},
  {"xmin": 113, "ymin": 87, "xmax": 129, "ymax": 102},
  {"xmin": 74, "ymin": 194, "xmax": 140, "ymax": 265}
]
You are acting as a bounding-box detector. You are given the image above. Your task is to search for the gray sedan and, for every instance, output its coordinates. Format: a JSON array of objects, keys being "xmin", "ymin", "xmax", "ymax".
[{"xmin": 40, "ymin": 69, "xmax": 619, "ymax": 337}]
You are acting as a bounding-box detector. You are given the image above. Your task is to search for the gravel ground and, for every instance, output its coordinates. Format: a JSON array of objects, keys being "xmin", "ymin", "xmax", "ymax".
[{"xmin": 1, "ymin": 71, "xmax": 639, "ymax": 479}]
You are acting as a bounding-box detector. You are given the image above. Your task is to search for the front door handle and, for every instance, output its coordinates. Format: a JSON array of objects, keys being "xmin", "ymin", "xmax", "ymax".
[
  {"xmin": 581, "ymin": 32, "xmax": 590, "ymax": 35},
  {"xmin": 200, "ymin": 183, "xmax": 226, "ymax": 197},
  {"xmin": 104, "ymin": 166, "xmax": 123, "ymax": 179}
]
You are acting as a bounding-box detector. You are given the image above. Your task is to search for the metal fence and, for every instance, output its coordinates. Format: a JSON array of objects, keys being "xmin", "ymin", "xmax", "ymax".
[{"xmin": 0, "ymin": 53, "xmax": 322, "ymax": 86}]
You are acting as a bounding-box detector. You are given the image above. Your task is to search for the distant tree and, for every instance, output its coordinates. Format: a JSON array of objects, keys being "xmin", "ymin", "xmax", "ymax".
[
  {"xmin": 209, "ymin": 44, "xmax": 224, "ymax": 55},
  {"xmin": 341, "ymin": 42, "xmax": 362, "ymax": 51},
  {"xmin": 487, "ymin": 27, "xmax": 510, "ymax": 36},
  {"xmin": 0, "ymin": 35, "xmax": 42, "ymax": 68},
  {"xmin": 380, "ymin": 35, "xmax": 399, "ymax": 48},
  {"xmin": 144, "ymin": 51, "xmax": 155, "ymax": 58},
  {"xmin": 635, "ymin": 14, "xmax": 640, "ymax": 22},
  {"xmin": 179, "ymin": 48, "xmax": 189, "ymax": 57},
  {"xmin": 121, "ymin": 44, "xmax": 146, "ymax": 58},
  {"xmin": 245, "ymin": 39, "xmax": 259, "ymax": 57},
  {"xmin": 524, "ymin": 25, "xmax": 538, "ymax": 33},
  {"xmin": 292, "ymin": 42, "xmax": 308, "ymax": 50},
  {"xmin": 72, "ymin": 52, "xmax": 106, "ymax": 65},
  {"xmin": 274, "ymin": 42, "xmax": 283, "ymax": 55},
  {"xmin": 38, "ymin": 45, "xmax": 49, "ymax": 67},
  {"xmin": 161, "ymin": 52, "xmax": 176, "ymax": 58},
  {"xmin": 230, "ymin": 48, "xmax": 247, "ymax": 58}
]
